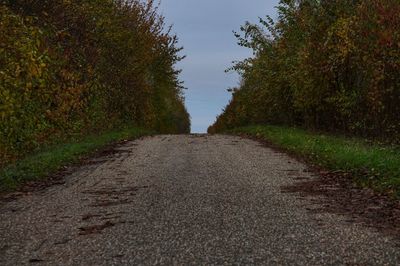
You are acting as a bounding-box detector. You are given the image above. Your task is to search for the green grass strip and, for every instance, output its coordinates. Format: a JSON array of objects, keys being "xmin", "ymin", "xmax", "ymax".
[
  {"xmin": 0, "ymin": 127, "xmax": 152, "ymax": 192},
  {"xmin": 229, "ymin": 125, "xmax": 400, "ymax": 197}
]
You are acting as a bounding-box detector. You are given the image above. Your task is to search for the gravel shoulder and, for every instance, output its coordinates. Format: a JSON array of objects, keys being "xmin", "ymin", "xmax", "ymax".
[{"xmin": 1, "ymin": 134, "xmax": 399, "ymax": 265}]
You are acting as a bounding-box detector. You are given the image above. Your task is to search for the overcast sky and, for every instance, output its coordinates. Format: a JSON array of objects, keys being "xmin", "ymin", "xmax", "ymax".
[{"xmin": 159, "ymin": 1, "xmax": 279, "ymax": 133}]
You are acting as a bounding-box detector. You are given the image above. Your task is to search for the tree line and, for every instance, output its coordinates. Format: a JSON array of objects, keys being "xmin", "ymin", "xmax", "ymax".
[
  {"xmin": 0, "ymin": 0, "xmax": 190, "ymax": 166},
  {"xmin": 208, "ymin": 0, "xmax": 400, "ymax": 143}
]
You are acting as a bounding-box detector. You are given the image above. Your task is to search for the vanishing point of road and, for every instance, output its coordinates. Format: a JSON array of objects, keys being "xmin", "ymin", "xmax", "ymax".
[{"xmin": 1, "ymin": 135, "xmax": 399, "ymax": 265}]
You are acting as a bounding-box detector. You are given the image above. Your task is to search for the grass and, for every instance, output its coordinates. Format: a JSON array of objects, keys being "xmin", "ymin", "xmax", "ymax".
[
  {"xmin": 229, "ymin": 125, "xmax": 400, "ymax": 197},
  {"xmin": 0, "ymin": 126, "xmax": 152, "ymax": 192}
]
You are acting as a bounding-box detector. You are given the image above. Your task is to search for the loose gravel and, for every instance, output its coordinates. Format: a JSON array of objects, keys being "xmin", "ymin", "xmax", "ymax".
[{"xmin": 0, "ymin": 134, "xmax": 399, "ymax": 265}]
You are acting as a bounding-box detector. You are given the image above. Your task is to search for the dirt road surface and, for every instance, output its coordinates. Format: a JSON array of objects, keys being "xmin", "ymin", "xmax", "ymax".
[{"xmin": 1, "ymin": 135, "xmax": 399, "ymax": 265}]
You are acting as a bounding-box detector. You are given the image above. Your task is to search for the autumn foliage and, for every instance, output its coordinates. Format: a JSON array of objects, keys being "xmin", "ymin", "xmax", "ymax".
[
  {"xmin": 1, "ymin": 0, "xmax": 190, "ymax": 166},
  {"xmin": 209, "ymin": 0, "xmax": 400, "ymax": 142}
]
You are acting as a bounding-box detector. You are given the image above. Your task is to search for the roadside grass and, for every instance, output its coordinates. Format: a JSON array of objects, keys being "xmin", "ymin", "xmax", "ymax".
[
  {"xmin": 229, "ymin": 125, "xmax": 400, "ymax": 197},
  {"xmin": 0, "ymin": 127, "xmax": 152, "ymax": 192}
]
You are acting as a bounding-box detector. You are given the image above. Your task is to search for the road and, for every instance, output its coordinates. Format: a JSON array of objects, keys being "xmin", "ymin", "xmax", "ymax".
[{"xmin": 1, "ymin": 135, "xmax": 399, "ymax": 265}]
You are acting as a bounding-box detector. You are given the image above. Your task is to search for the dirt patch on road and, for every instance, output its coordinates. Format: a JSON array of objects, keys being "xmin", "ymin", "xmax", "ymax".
[
  {"xmin": 238, "ymin": 133, "xmax": 400, "ymax": 241},
  {"xmin": 0, "ymin": 139, "xmax": 143, "ymax": 204},
  {"xmin": 281, "ymin": 171, "xmax": 400, "ymax": 241}
]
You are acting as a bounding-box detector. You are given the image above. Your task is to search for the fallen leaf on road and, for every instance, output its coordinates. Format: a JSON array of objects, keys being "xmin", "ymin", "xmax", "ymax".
[{"xmin": 78, "ymin": 221, "xmax": 115, "ymax": 235}]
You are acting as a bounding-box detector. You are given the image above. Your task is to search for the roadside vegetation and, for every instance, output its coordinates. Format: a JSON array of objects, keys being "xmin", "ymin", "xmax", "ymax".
[
  {"xmin": 230, "ymin": 125, "xmax": 400, "ymax": 197},
  {"xmin": 209, "ymin": 1, "xmax": 400, "ymax": 196},
  {"xmin": 209, "ymin": 0, "xmax": 400, "ymax": 140},
  {"xmin": 1, "ymin": 0, "xmax": 190, "ymax": 170},
  {"xmin": 0, "ymin": 0, "xmax": 190, "ymax": 190}
]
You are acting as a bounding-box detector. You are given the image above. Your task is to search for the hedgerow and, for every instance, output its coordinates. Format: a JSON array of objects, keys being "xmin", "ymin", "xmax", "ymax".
[
  {"xmin": 209, "ymin": 0, "xmax": 400, "ymax": 142},
  {"xmin": 1, "ymin": 0, "xmax": 190, "ymax": 167}
]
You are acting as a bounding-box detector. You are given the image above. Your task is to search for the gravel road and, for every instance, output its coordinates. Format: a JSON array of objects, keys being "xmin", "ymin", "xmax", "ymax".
[{"xmin": 1, "ymin": 134, "xmax": 399, "ymax": 265}]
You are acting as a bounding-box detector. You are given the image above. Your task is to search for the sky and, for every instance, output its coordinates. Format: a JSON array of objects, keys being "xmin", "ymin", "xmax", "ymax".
[{"xmin": 158, "ymin": 0, "xmax": 279, "ymax": 133}]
